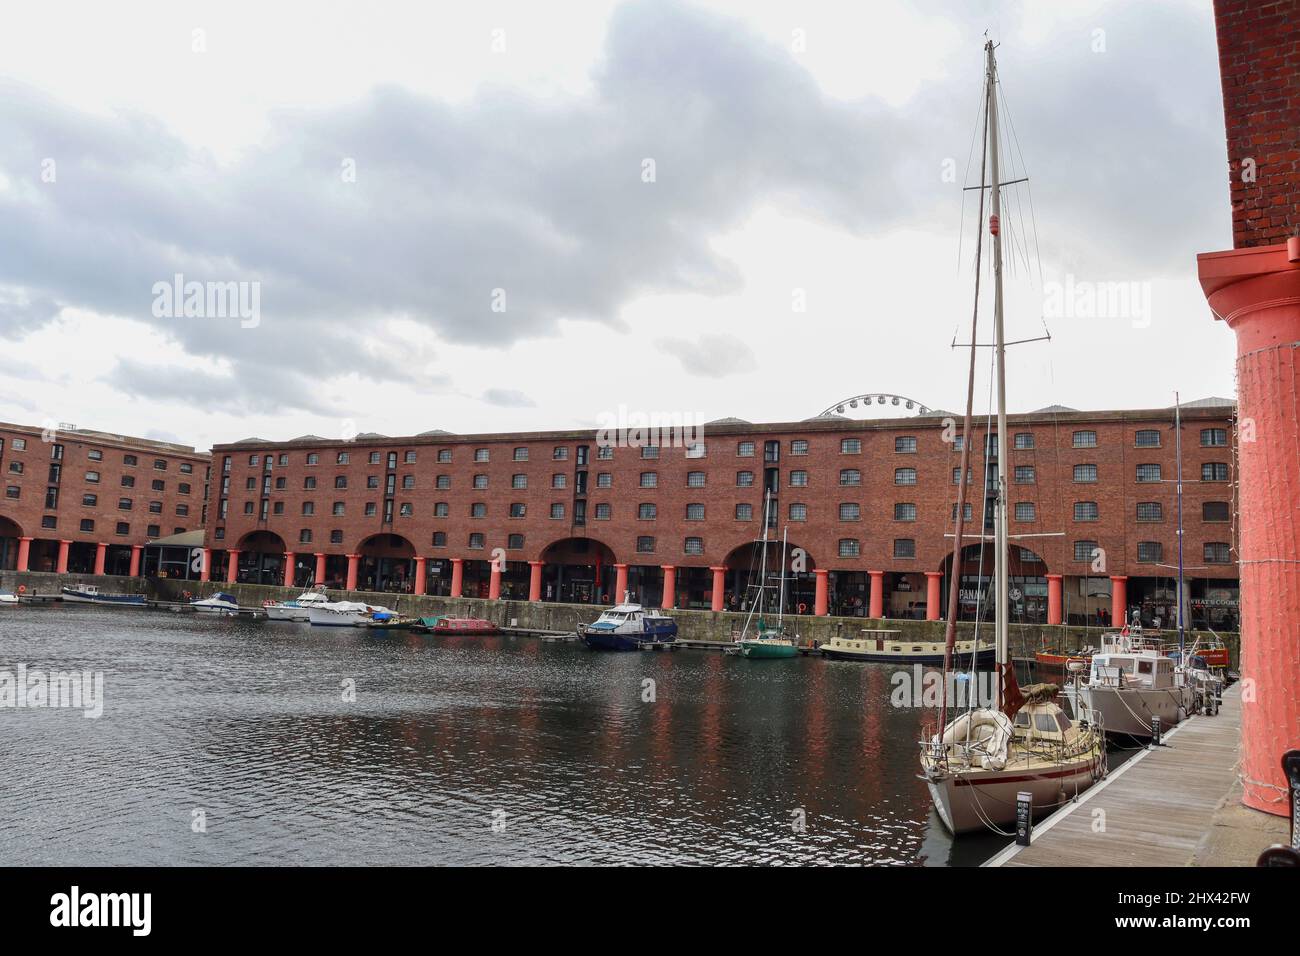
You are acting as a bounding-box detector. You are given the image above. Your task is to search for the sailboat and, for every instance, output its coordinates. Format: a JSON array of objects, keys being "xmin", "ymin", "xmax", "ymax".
[
  {"xmin": 919, "ymin": 39, "xmax": 1106, "ymax": 834},
  {"xmin": 735, "ymin": 493, "xmax": 798, "ymax": 659}
]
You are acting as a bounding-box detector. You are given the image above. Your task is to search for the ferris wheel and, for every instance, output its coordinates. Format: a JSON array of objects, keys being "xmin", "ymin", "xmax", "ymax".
[{"xmin": 815, "ymin": 392, "xmax": 933, "ymax": 418}]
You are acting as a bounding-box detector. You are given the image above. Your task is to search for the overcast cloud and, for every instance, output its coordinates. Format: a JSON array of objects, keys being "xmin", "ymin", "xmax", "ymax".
[{"xmin": 0, "ymin": 0, "xmax": 1233, "ymax": 447}]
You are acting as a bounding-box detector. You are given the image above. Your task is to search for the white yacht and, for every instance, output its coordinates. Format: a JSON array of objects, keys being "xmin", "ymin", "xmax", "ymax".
[
  {"xmin": 0, "ymin": 592, "xmax": 18, "ymax": 605},
  {"xmin": 264, "ymin": 590, "xmax": 331, "ymax": 622},
  {"xmin": 307, "ymin": 601, "xmax": 396, "ymax": 627},
  {"xmin": 1064, "ymin": 629, "xmax": 1193, "ymax": 739},
  {"xmin": 191, "ymin": 592, "xmax": 241, "ymax": 614}
]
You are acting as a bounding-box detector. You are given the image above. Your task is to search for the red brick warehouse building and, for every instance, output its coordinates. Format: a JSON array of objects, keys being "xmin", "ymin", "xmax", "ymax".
[
  {"xmin": 205, "ymin": 399, "xmax": 1239, "ymax": 629},
  {"xmin": 0, "ymin": 422, "xmax": 210, "ymax": 577}
]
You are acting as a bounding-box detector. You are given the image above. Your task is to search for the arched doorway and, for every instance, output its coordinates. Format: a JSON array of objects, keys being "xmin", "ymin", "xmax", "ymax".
[
  {"xmin": 236, "ymin": 530, "xmax": 287, "ymax": 585},
  {"xmin": 358, "ymin": 533, "xmax": 416, "ymax": 593},
  {"xmin": 540, "ymin": 537, "xmax": 617, "ymax": 605},
  {"xmin": 722, "ymin": 538, "xmax": 817, "ymax": 616},
  {"xmin": 939, "ymin": 542, "xmax": 1049, "ymax": 624},
  {"xmin": 0, "ymin": 516, "xmax": 23, "ymax": 570}
]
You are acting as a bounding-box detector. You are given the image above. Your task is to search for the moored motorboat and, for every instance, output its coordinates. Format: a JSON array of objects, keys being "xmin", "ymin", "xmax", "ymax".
[
  {"xmin": 578, "ymin": 602, "xmax": 677, "ymax": 651},
  {"xmin": 0, "ymin": 592, "xmax": 19, "ymax": 605},
  {"xmin": 821, "ymin": 629, "xmax": 995, "ymax": 665},
  {"xmin": 1064, "ymin": 629, "xmax": 1194, "ymax": 739},
  {"xmin": 307, "ymin": 600, "xmax": 396, "ymax": 627},
  {"xmin": 264, "ymin": 589, "xmax": 331, "ymax": 622},
  {"xmin": 410, "ymin": 616, "xmax": 500, "ymax": 636},
  {"xmin": 191, "ymin": 592, "xmax": 241, "ymax": 614},
  {"xmin": 61, "ymin": 585, "xmax": 146, "ymax": 606}
]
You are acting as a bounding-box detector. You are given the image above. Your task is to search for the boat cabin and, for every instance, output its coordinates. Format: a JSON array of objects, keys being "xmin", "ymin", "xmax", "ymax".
[{"xmin": 1012, "ymin": 702, "xmax": 1074, "ymax": 743}]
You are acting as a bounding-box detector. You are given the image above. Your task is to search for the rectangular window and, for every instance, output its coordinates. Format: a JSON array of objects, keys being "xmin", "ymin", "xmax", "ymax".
[
  {"xmin": 953, "ymin": 467, "xmax": 973, "ymax": 485},
  {"xmin": 1201, "ymin": 428, "xmax": 1228, "ymax": 447},
  {"xmin": 436, "ymin": 475, "xmax": 451, "ymax": 489},
  {"xmin": 474, "ymin": 448, "xmax": 489, "ymax": 462},
  {"xmin": 737, "ymin": 441, "xmax": 755, "ymax": 457},
  {"xmin": 1135, "ymin": 429, "xmax": 1161, "ymax": 447},
  {"xmin": 1014, "ymin": 432, "xmax": 1035, "ymax": 449},
  {"xmin": 595, "ymin": 503, "xmax": 611, "ymax": 520},
  {"xmin": 1073, "ymin": 430, "xmax": 1097, "ymax": 448},
  {"xmin": 1203, "ymin": 501, "xmax": 1229, "ymax": 522},
  {"xmin": 894, "ymin": 467, "xmax": 916, "ymax": 485},
  {"xmin": 686, "ymin": 472, "xmax": 706, "ymax": 488},
  {"xmin": 840, "ymin": 469, "xmax": 861, "ymax": 486},
  {"xmin": 686, "ymin": 503, "xmax": 705, "ymax": 521},
  {"xmin": 1201, "ymin": 462, "xmax": 1229, "ymax": 482},
  {"xmin": 80, "ymin": 519, "xmax": 94, "ymax": 532},
  {"xmin": 1015, "ymin": 465, "xmax": 1035, "ymax": 484},
  {"xmin": 550, "ymin": 503, "xmax": 565, "ymax": 519},
  {"xmin": 839, "ymin": 503, "xmax": 860, "ymax": 521},
  {"xmin": 438, "ymin": 449, "xmax": 452, "ymax": 463},
  {"xmin": 470, "ymin": 503, "xmax": 487, "ymax": 518},
  {"xmin": 510, "ymin": 503, "xmax": 526, "ymax": 518},
  {"xmin": 1136, "ymin": 463, "xmax": 1162, "ymax": 483},
  {"xmin": 789, "ymin": 503, "xmax": 807, "ymax": 521},
  {"xmin": 895, "ymin": 436, "xmax": 917, "ymax": 454},
  {"xmin": 1074, "ymin": 540, "xmax": 1098, "ymax": 562},
  {"xmin": 894, "ymin": 502, "xmax": 917, "ymax": 521},
  {"xmin": 638, "ymin": 503, "xmax": 656, "ymax": 520},
  {"xmin": 736, "ymin": 471, "xmax": 754, "ymax": 487},
  {"xmin": 306, "ymin": 453, "xmax": 319, "ymax": 465},
  {"xmin": 551, "ymin": 474, "xmax": 566, "ymax": 489},
  {"xmin": 469, "ymin": 533, "xmax": 485, "ymax": 549},
  {"xmin": 640, "ymin": 472, "xmax": 658, "ymax": 488},
  {"xmin": 123, "ymin": 454, "xmax": 137, "ymax": 466},
  {"xmin": 597, "ymin": 473, "xmax": 612, "ymax": 488},
  {"xmin": 597, "ymin": 445, "xmax": 614, "ymax": 460},
  {"xmin": 790, "ymin": 440, "xmax": 808, "ymax": 456},
  {"xmin": 838, "ymin": 539, "xmax": 860, "ymax": 558},
  {"xmin": 892, "ymin": 539, "xmax": 916, "ymax": 559},
  {"xmin": 685, "ymin": 443, "xmax": 706, "ymax": 459},
  {"xmin": 1074, "ymin": 501, "xmax": 1099, "ymax": 521},
  {"xmin": 735, "ymin": 503, "xmax": 753, "ymax": 520},
  {"xmin": 1014, "ymin": 502, "xmax": 1036, "ymax": 521},
  {"xmin": 840, "ymin": 438, "xmax": 861, "ymax": 454},
  {"xmin": 1137, "ymin": 502, "xmax": 1163, "ymax": 522},
  {"xmin": 1137, "ymin": 541, "xmax": 1162, "ymax": 563},
  {"xmin": 435, "ymin": 503, "xmax": 449, "ymax": 517},
  {"xmin": 116, "ymin": 522, "xmax": 129, "ymax": 536},
  {"xmin": 336, "ymin": 452, "xmax": 349, "ymax": 464},
  {"xmin": 513, "ymin": 447, "xmax": 528, "ymax": 461},
  {"xmin": 1074, "ymin": 464, "xmax": 1099, "ymax": 483},
  {"xmin": 552, "ymin": 446, "xmax": 568, "ymax": 460},
  {"xmin": 789, "ymin": 470, "xmax": 809, "ymax": 487},
  {"xmin": 1204, "ymin": 542, "xmax": 1231, "ymax": 563},
  {"xmin": 684, "ymin": 537, "xmax": 704, "ymax": 555},
  {"xmin": 432, "ymin": 532, "xmax": 446, "ymax": 546},
  {"xmin": 951, "ymin": 502, "xmax": 973, "ymax": 521},
  {"xmin": 507, "ymin": 533, "xmax": 525, "ymax": 550},
  {"xmin": 641, "ymin": 445, "xmax": 660, "ymax": 459},
  {"xmin": 636, "ymin": 536, "xmax": 655, "ymax": 554}
]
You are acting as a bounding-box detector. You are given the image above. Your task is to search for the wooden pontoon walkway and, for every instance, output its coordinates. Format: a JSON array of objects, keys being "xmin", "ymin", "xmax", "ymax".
[{"xmin": 986, "ymin": 684, "xmax": 1242, "ymax": 867}]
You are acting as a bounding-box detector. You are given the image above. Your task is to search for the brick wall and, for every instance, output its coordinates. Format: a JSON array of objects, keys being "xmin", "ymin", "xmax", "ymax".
[
  {"xmin": 205, "ymin": 407, "xmax": 1239, "ymax": 580},
  {"xmin": 1214, "ymin": 0, "xmax": 1300, "ymax": 247}
]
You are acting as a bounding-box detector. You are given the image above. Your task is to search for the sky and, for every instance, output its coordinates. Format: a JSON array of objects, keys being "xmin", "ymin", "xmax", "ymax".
[{"xmin": 0, "ymin": 0, "xmax": 1236, "ymax": 451}]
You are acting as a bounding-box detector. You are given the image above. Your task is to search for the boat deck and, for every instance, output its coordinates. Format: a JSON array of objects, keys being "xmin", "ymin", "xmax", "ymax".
[{"xmin": 985, "ymin": 685, "xmax": 1244, "ymax": 867}]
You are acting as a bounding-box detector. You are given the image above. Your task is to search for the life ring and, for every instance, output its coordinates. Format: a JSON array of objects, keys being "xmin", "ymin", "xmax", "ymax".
[
  {"xmin": 797, "ymin": 602, "xmax": 807, "ymax": 614},
  {"xmin": 183, "ymin": 590, "xmax": 193, "ymax": 600},
  {"xmin": 17, "ymin": 585, "xmax": 26, "ymax": 594}
]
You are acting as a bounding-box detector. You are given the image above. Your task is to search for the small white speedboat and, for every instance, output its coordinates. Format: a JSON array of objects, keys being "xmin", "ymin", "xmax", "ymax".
[
  {"xmin": 191, "ymin": 592, "xmax": 241, "ymax": 614},
  {"xmin": 264, "ymin": 590, "xmax": 331, "ymax": 622},
  {"xmin": 307, "ymin": 601, "xmax": 395, "ymax": 627},
  {"xmin": 0, "ymin": 593, "xmax": 18, "ymax": 605}
]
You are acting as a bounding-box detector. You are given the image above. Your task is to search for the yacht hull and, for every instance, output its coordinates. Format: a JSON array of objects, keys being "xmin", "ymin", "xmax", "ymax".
[
  {"xmin": 925, "ymin": 754, "xmax": 1105, "ymax": 834},
  {"xmin": 740, "ymin": 640, "xmax": 798, "ymax": 659}
]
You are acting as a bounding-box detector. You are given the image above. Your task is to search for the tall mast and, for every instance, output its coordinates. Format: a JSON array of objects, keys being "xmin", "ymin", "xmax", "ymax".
[
  {"xmin": 1175, "ymin": 392, "xmax": 1186, "ymax": 654},
  {"xmin": 778, "ymin": 524, "xmax": 788, "ymax": 627},
  {"xmin": 986, "ymin": 39, "xmax": 1011, "ymax": 704}
]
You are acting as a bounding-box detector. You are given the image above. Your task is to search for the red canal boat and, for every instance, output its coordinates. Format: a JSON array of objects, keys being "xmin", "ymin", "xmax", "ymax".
[{"xmin": 411, "ymin": 615, "xmax": 499, "ymax": 636}]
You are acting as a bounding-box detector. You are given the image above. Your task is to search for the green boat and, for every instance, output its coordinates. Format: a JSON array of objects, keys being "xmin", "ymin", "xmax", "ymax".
[{"xmin": 732, "ymin": 494, "xmax": 800, "ymax": 660}]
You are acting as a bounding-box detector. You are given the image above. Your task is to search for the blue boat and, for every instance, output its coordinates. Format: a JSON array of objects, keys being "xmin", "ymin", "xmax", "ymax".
[
  {"xmin": 578, "ymin": 603, "xmax": 677, "ymax": 651},
  {"xmin": 61, "ymin": 585, "xmax": 146, "ymax": 606}
]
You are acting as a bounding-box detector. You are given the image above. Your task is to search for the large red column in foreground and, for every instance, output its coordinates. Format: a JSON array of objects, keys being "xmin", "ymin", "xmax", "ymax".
[
  {"xmin": 56, "ymin": 540, "xmax": 70, "ymax": 574},
  {"xmin": 813, "ymin": 569, "xmax": 829, "ymax": 616},
  {"xmin": 527, "ymin": 561, "xmax": 542, "ymax": 601},
  {"xmin": 613, "ymin": 563, "xmax": 628, "ymax": 602},
  {"xmin": 345, "ymin": 554, "xmax": 359, "ymax": 591},
  {"xmin": 414, "ymin": 557, "xmax": 428, "ymax": 596},
  {"xmin": 868, "ymin": 571, "xmax": 884, "ymax": 619},
  {"xmin": 1109, "ymin": 575, "xmax": 1127, "ymax": 628},
  {"xmin": 1199, "ymin": 240, "xmax": 1300, "ymax": 815},
  {"xmin": 94, "ymin": 542, "xmax": 108, "ymax": 576},
  {"xmin": 16, "ymin": 536, "xmax": 31, "ymax": 572},
  {"xmin": 449, "ymin": 558, "xmax": 464, "ymax": 598}
]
